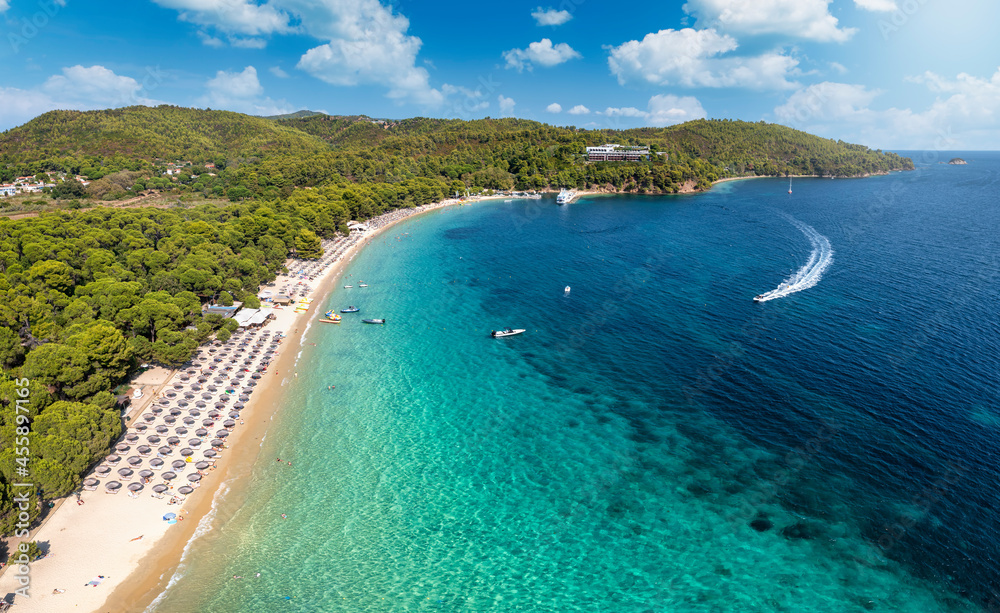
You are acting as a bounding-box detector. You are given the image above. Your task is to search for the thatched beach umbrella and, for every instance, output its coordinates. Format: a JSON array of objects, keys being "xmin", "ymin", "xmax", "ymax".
[
  {"xmin": 158, "ymin": 446, "xmax": 173, "ymax": 455},
  {"xmin": 209, "ymin": 410, "xmax": 221, "ymax": 419},
  {"xmin": 143, "ymin": 414, "xmax": 156, "ymax": 422},
  {"xmin": 223, "ymin": 420, "xmax": 236, "ymax": 429},
  {"xmin": 164, "ymin": 416, "xmax": 176, "ymax": 425},
  {"xmin": 210, "ymin": 439, "xmax": 225, "ymax": 447},
  {"xmin": 105, "ymin": 454, "xmax": 121, "ymax": 465},
  {"xmin": 83, "ymin": 478, "xmax": 99, "ymax": 491},
  {"xmin": 156, "ymin": 426, "xmax": 169, "ymax": 434},
  {"xmin": 165, "ymin": 391, "xmax": 176, "ymax": 398},
  {"xmin": 215, "ymin": 430, "xmax": 229, "ymax": 439},
  {"xmin": 95, "ymin": 465, "xmax": 111, "ymax": 476},
  {"xmin": 195, "ymin": 428, "xmax": 209, "ymax": 437},
  {"xmin": 161, "ymin": 471, "xmax": 176, "ymax": 481},
  {"xmin": 127, "ymin": 456, "xmax": 142, "ymax": 466},
  {"xmin": 215, "ymin": 402, "xmax": 226, "ymax": 409},
  {"xmin": 173, "ymin": 383, "xmax": 184, "ymax": 390},
  {"xmin": 202, "ymin": 418, "xmax": 215, "ymax": 427},
  {"xmin": 149, "ymin": 458, "xmax": 164, "ymax": 470},
  {"xmin": 105, "ymin": 481, "xmax": 122, "ymax": 493},
  {"xmin": 170, "ymin": 408, "xmax": 182, "ymax": 416},
  {"xmin": 167, "ymin": 436, "xmax": 180, "ymax": 446},
  {"xmin": 195, "ymin": 461, "xmax": 211, "ymax": 470},
  {"xmin": 184, "ymin": 392, "xmax": 195, "ymax": 399},
  {"xmin": 247, "ymin": 380, "xmax": 258, "ymax": 387},
  {"xmin": 117, "ymin": 467, "xmax": 133, "ymax": 480},
  {"xmin": 128, "ymin": 482, "xmax": 143, "ymax": 492},
  {"xmin": 180, "ymin": 448, "xmax": 194, "ymax": 457},
  {"xmin": 138, "ymin": 445, "xmax": 152, "ymax": 456},
  {"xmin": 171, "ymin": 460, "xmax": 186, "ymax": 470},
  {"xmin": 177, "ymin": 486, "xmax": 194, "ymax": 495},
  {"xmin": 233, "ymin": 403, "xmax": 245, "ymax": 410},
  {"xmin": 125, "ymin": 433, "xmax": 139, "ymax": 443},
  {"xmin": 203, "ymin": 449, "xmax": 217, "ymax": 458},
  {"xmin": 152, "ymin": 484, "xmax": 169, "ymax": 494},
  {"xmin": 178, "ymin": 400, "xmax": 189, "ymax": 407},
  {"xmin": 201, "ymin": 392, "xmax": 212, "ymax": 399},
  {"xmin": 251, "ymin": 373, "xmax": 261, "ymax": 380},
  {"xmin": 195, "ymin": 401, "xmax": 206, "ymax": 408},
  {"xmin": 135, "ymin": 424, "xmax": 148, "ymax": 433},
  {"xmin": 147, "ymin": 435, "xmax": 161, "ymax": 444},
  {"xmin": 192, "ymin": 384, "xmax": 203, "ymax": 391},
  {"xmin": 207, "ymin": 385, "xmax": 218, "ymax": 392},
  {"xmin": 158, "ymin": 399, "xmax": 170, "ymax": 406},
  {"xmin": 115, "ymin": 444, "xmax": 130, "ymax": 453},
  {"xmin": 183, "ymin": 416, "xmax": 195, "ymax": 425},
  {"xmin": 187, "ymin": 473, "xmax": 202, "ymax": 482},
  {"xmin": 138, "ymin": 469, "xmax": 154, "ymax": 480},
  {"xmin": 175, "ymin": 427, "xmax": 188, "ymax": 436},
  {"xmin": 151, "ymin": 407, "xmax": 163, "ymax": 414},
  {"xmin": 228, "ymin": 412, "xmax": 240, "ymax": 419},
  {"xmin": 188, "ymin": 439, "xmax": 202, "ymax": 448}
]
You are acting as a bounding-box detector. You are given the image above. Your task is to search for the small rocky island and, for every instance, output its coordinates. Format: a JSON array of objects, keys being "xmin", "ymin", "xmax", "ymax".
[{"xmin": 948, "ymin": 157, "xmax": 967, "ymax": 164}]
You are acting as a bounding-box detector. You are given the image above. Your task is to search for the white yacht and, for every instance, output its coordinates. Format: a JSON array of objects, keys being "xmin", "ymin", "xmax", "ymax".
[
  {"xmin": 564, "ymin": 286, "xmax": 571, "ymax": 294},
  {"xmin": 556, "ymin": 189, "xmax": 576, "ymax": 205}
]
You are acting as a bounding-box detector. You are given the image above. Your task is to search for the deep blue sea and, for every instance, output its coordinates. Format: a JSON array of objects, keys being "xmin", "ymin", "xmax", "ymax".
[{"xmin": 154, "ymin": 153, "xmax": 1000, "ymax": 612}]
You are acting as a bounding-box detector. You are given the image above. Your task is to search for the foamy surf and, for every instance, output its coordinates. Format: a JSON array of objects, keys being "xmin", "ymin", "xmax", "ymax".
[
  {"xmin": 144, "ymin": 480, "xmax": 232, "ymax": 612},
  {"xmin": 755, "ymin": 216, "xmax": 833, "ymax": 302}
]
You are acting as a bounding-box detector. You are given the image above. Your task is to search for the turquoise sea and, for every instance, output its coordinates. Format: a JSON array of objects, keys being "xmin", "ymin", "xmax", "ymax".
[{"xmin": 153, "ymin": 153, "xmax": 1000, "ymax": 612}]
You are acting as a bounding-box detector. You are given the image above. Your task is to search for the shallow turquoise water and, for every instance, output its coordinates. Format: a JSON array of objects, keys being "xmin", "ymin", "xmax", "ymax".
[{"xmin": 154, "ymin": 156, "xmax": 999, "ymax": 612}]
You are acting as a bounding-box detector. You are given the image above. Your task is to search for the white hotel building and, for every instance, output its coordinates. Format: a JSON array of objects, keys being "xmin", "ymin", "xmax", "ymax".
[{"xmin": 585, "ymin": 144, "xmax": 651, "ymax": 162}]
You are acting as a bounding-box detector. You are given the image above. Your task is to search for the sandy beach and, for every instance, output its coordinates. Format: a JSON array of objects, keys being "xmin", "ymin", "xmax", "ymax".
[{"xmin": 0, "ymin": 195, "xmax": 481, "ymax": 612}]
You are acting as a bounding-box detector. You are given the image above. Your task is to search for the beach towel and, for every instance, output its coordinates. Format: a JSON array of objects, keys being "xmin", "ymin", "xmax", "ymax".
[{"xmin": 85, "ymin": 576, "xmax": 105, "ymax": 587}]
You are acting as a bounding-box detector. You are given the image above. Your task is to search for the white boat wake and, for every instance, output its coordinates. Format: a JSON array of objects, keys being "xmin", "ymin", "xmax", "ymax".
[{"xmin": 755, "ymin": 216, "xmax": 833, "ymax": 302}]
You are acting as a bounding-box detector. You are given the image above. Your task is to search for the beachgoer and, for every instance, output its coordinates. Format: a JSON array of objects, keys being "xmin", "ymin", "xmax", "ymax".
[{"xmin": 281, "ymin": 514, "xmax": 287, "ymax": 519}]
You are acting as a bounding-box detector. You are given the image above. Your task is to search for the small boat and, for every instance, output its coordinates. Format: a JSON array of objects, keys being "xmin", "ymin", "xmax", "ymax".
[
  {"xmin": 341, "ymin": 306, "xmax": 360, "ymax": 313},
  {"xmin": 344, "ymin": 285, "xmax": 353, "ymax": 288},
  {"xmin": 556, "ymin": 189, "xmax": 576, "ymax": 205},
  {"xmin": 323, "ymin": 311, "xmax": 342, "ymax": 321},
  {"xmin": 362, "ymin": 319, "xmax": 385, "ymax": 324},
  {"xmin": 319, "ymin": 318, "xmax": 341, "ymax": 324},
  {"xmin": 788, "ymin": 177, "xmax": 792, "ymax": 195},
  {"xmin": 359, "ymin": 283, "xmax": 368, "ymax": 287},
  {"xmin": 491, "ymin": 328, "xmax": 525, "ymax": 338},
  {"xmin": 564, "ymin": 286, "xmax": 571, "ymax": 294},
  {"xmin": 753, "ymin": 295, "xmax": 764, "ymax": 303}
]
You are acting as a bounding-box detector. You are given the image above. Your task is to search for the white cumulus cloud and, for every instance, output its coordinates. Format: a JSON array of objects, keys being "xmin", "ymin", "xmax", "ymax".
[
  {"xmin": 270, "ymin": 66, "xmax": 290, "ymax": 78},
  {"xmin": 532, "ymin": 7, "xmax": 572, "ymax": 26},
  {"xmin": 546, "ymin": 102, "xmax": 562, "ymax": 113},
  {"xmin": 683, "ymin": 0, "xmax": 856, "ymax": 42},
  {"xmin": 151, "ymin": 0, "xmax": 293, "ymax": 36},
  {"xmin": 498, "ymin": 95, "xmax": 516, "ymax": 116},
  {"xmin": 601, "ymin": 94, "xmax": 707, "ymax": 126},
  {"xmin": 0, "ymin": 1, "xmax": 10, "ymax": 13},
  {"xmin": 854, "ymin": 0, "xmax": 897, "ymax": 11},
  {"xmin": 0, "ymin": 65, "xmax": 165, "ymax": 130},
  {"xmin": 774, "ymin": 70, "xmax": 1000, "ymax": 148},
  {"xmin": 156, "ymin": 0, "xmax": 445, "ymax": 107},
  {"xmin": 504, "ymin": 38, "xmax": 581, "ymax": 71},
  {"xmin": 201, "ymin": 66, "xmax": 293, "ymax": 116},
  {"xmin": 608, "ymin": 28, "xmax": 799, "ymax": 90},
  {"xmin": 568, "ymin": 104, "xmax": 590, "ymax": 115}
]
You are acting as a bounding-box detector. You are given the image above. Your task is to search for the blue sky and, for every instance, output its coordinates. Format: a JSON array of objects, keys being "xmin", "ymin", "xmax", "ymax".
[{"xmin": 0, "ymin": 0, "xmax": 997, "ymax": 149}]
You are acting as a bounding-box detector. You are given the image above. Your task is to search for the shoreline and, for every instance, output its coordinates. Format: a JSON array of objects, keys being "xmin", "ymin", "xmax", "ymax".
[{"xmin": 98, "ymin": 196, "xmax": 476, "ymax": 612}]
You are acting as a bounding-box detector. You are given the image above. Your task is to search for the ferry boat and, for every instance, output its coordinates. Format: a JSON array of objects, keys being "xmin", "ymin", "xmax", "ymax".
[
  {"xmin": 491, "ymin": 328, "xmax": 525, "ymax": 338},
  {"xmin": 362, "ymin": 318, "xmax": 386, "ymax": 324},
  {"xmin": 556, "ymin": 189, "xmax": 576, "ymax": 205},
  {"xmin": 341, "ymin": 306, "xmax": 360, "ymax": 313}
]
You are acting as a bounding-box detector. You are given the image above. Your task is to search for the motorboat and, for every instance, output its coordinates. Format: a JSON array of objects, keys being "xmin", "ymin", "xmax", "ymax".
[
  {"xmin": 362, "ymin": 319, "xmax": 385, "ymax": 324},
  {"xmin": 359, "ymin": 283, "xmax": 368, "ymax": 287},
  {"xmin": 556, "ymin": 189, "xmax": 576, "ymax": 205},
  {"xmin": 753, "ymin": 295, "xmax": 764, "ymax": 303},
  {"xmin": 344, "ymin": 285, "xmax": 353, "ymax": 288},
  {"xmin": 491, "ymin": 328, "xmax": 525, "ymax": 338},
  {"xmin": 564, "ymin": 286, "xmax": 571, "ymax": 294},
  {"xmin": 341, "ymin": 306, "xmax": 360, "ymax": 313}
]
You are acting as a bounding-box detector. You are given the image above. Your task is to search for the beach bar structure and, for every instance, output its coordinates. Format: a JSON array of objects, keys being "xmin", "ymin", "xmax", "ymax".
[
  {"xmin": 270, "ymin": 294, "xmax": 293, "ymax": 306},
  {"xmin": 233, "ymin": 308, "xmax": 273, "ymax": 329},
  {"xmin": 585, "ymin": 144, "xmax": 651, "ymax": 162}
]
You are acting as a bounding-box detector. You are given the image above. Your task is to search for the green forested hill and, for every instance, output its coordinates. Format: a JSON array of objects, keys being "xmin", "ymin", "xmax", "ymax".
[
  {"xmin": 0, "ymin": 105, "xmax": 327, "ymax": 169},
  {"xmin": 0, "ymin": 107, "xmax": 912, "ymax": 197}
]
